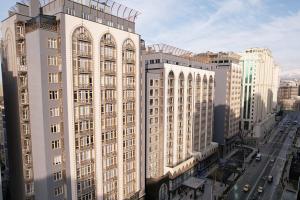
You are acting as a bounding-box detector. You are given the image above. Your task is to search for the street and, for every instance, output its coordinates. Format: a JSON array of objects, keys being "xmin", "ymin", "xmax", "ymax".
[{"xmin": 226, "ymin": 112, "xmax": 300, "ymax": 200}]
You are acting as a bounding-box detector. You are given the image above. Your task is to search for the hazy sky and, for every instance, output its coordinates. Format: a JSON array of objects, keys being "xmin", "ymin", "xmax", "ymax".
[{"xmin": 1, "ymin": 0, "xmax": 300, "ymax": 78}]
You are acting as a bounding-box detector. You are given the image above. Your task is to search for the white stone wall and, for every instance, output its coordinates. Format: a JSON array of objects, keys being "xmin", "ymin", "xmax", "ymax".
[{"xmin": 61, "ymin": 14, "xmax": 141, "ymax": 200}]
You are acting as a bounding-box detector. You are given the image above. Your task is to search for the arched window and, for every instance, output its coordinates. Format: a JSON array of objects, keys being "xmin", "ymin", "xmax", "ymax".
[
  {"xmin": 186, "ymin": 74, "xmax": 193, "ymax": 156},
  {"xmin": 122, "ymin": 39, "xmax": 137, "ymax": 198},
  {"xmin": 177, "ymin": 72, "xmax": 184, "ymax": 163},
  {"xmin": 72, "ymin": 26, "xmax": 96, "ymax": 199},
  {"xmin": 100, "ymin": 33, "xmax": 118, "ymax": 199},
  {"xmin": 167, "ymin": 71, "xmax": 174, "ymax": 166},
  {"xmin": 193, "ymin": 74, "xmax": 202, "ymax": 151},
  {"xmin": 200, "ymin": 75, "xmax": 208, "ymax": 150}
]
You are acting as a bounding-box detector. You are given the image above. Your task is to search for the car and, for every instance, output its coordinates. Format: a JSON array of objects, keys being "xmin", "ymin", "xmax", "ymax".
[
  {"xmin": 257, "ymin": 186, "xmax": 263, "ymax": 193},
  {"xmin": 268, "ymin": 175, "xmax": 273, "ymax": 183},
  {"xmin": 270, "ymin": 159, "xmax": 275, "ymax": 163},
  {"xmin": 256, "ymin": 153, "xmax": 262, "ymax": 161},
  {"xmin": 243, "ymin": 184, "xmax": 250, "ymax": 192}
]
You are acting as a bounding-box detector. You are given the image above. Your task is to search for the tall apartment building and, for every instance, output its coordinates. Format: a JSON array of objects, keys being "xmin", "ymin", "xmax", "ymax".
[
  {"xmin": 1, "ymin": 0, "xmax": 143, "ymax": 199},
  {"xmin": 141, "ymin": 44, "xmax": 218, "ymax": 200},
  {"xmin": 197, "ymin": 52, "xmax": 242, "ymax": 156},
  {"xmin": 240, "ymin": 48, "xmax": 278, "ymax": 137}
]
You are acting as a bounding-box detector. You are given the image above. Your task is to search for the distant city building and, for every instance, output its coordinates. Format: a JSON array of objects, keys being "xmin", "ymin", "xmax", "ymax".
[
  {"xmin": 240, "ymin": 48, "xmax": 279, "ymax": 138},
  {"xmin": 1, "ymin": 0, "xmax": 143, "ymax": 199},
  {"xmin": 141, "ymin": 44, "xmax": 218, "ymax": 200},
  {"xmin": 197, "ymin": 52, "xmax": 242, "ymax": 156},
  {"xmin": 278, "ymin": 80, "xmax": 300, "ymax": 110}
]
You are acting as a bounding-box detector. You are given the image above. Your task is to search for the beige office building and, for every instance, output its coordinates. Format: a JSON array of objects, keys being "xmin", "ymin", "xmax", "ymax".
[
  {"xmin": 197, "ymin": 52, "xmax": 242, "ymax": 156},
  {"xmin": 1, "ymin": 0, "xmax": 143, "ymax": 199},
  {"xmin": 141, "ymin": 44, "xmax": 218, "ymax": 200}
]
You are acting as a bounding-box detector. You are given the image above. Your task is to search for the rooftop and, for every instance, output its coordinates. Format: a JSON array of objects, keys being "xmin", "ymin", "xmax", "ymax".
[
  {"xmin": 9, "ymin": 0, "xmax": 140, "ymax": 22},
  {"xmin": 146, "ymin": 43, "xmax": 194, "ymax": 57}
]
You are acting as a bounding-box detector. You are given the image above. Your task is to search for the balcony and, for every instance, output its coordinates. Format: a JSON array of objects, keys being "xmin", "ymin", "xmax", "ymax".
[
  {"xmin": 103, "ymin": 40, "xmax": 115, "ymax": 47},
  {"xmin": 104, "ymin": 98, "xmax": 117, "ymax": 103},
  {"xmin": 75, "ymin": 128, "xmax": 94, "ymax": 136},
  {"xmin": 101, "ymin": 84, "xmax": 116, "ymax": 90},
  {"xmin": 76, "ymin": 84, "xmax": 93, "ymax": 90},
  {"xmin": 102, "ymin": 55, "xmax": 116, "ymax": 61},
  {"xmin": 102, "ymin": 125, "xmax": 117, "ymax": 131},
  {"xmin": 124, "ymin": 85, "xmax": 135, "ymax": 90},
  {"xmin": 102, "ymin": 69, "xmax": 116, "ymax": 75},
  {"xmin": 16, "ymin": 32, "xmax": 25, "ymax": 41},
  {"xmin": 75, "ymin": 96, "xmax": 93, "ymax": 104},
  {"xmin": 76, "ymin": 113, "xmax": 94, "ymax": 120},
  {"xmin": 78, "ymin": 66, "xmax": 93, "ymax": 73},
  {"xmin": 18, "ymin": 65, "xmax": 28, "ymax": 72},
  {"xmin": 77, "ymin": 51, "xmax": 92, "ymax": 58},
  {"xmin": 125, "ymin": 58, "xmax": 135, "ymax": 64},
  {"xmin": 102, "ymin": 111, "xmax": 117, "ymax": 118},
  {"xmin": 124, "ymin": 109, "xmax": 135, "ymax": 114},
  {"xmin": 123, "ymin": 71, "xmax": 135, "ymax": 77}
]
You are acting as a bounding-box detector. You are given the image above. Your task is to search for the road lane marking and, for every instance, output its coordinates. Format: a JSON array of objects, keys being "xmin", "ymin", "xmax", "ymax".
[{"xmin": 246, "ymin": 151, "xmax": 276, "ymax": 200}]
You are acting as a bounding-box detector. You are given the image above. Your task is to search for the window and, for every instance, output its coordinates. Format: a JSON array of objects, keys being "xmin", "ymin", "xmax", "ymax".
[
  {"xmin": 48, "ymin": 73, "xmax": 61, "ymax": 83},
  {"xmin": 48, "ymin": 56, "xmax": 58, "ymax": 66},
  {"xmin": 48, "ymin": 38, "xmax": 57, "ymax": 49},
  {"xmin": 25, "ymin": 183, "xmax": 34, "ymax": 195},
  {"xmin": 82, "ymin": 12, "xmax": 90, "ymax": 20},
  {"xmin": 96, "ymin": 17, "xmax": 103, "ymax": 23},
  {"xmin": 53, "ymin": 155, "xmax": 62, "ymax": 165},
  {"xmin": 54, "ymin": 185, "xmax": 63, "ymax": 196},
  {"xmin": 49, "ymin": 90, "xmax": 59, "ymax": 100},
  {"xmin": 53, "ymin": 171, "xmax": 63, "ymax": 181},
  {"xmin": 25, "ymin": 169, "xmax": 32, "ymax": 179},
  {"xmin": 150, "ymin": 79, "xmax": 153, "ymax": 86},
  {"xmin": 66, "ymin": 7, "xmax": 75, "ymax": 15},
  {"xmin": 107, "ymin": 21, "xmax": 113, "ymax": 27},
  {"xmin": 50, "ymin": 123, "xmax": 61, "ymax": 133},
  {"xmin": 50, "ymin": 107, "xmax": 60, "ymax": 117},
  {"xmin": 52, "ymin": 140, "xmax": 61, "ymax": 149}
]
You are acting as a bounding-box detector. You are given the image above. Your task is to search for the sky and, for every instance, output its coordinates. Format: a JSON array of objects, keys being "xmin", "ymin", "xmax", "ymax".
[{"xmin": 1, "ymin": 0, "xmax": 300, "ymax": 78}]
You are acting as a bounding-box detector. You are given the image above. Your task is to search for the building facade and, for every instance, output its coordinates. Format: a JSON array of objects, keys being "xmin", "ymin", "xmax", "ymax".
[
  {"xmin": 141, "ymin": 44, "xmax": 218, "ymax": 200},
  {"xmin": 201, "ymin": 52, "xmax": 242, "ymax": 156},
  {"xmin": 278, "ymin": 80, "xmax": 299, "ymax": 110},
  {"xmin": 1, "ymin": 0, "xmax": 143, "ymax": 199},
  {"xmin": 240, "ymin": 48, "xmax": 278, "ymax": 138}
]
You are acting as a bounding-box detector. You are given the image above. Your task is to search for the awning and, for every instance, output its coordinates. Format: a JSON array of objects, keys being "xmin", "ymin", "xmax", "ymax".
[{"xmin": 182, "ymin": 177, "xmax": 206, "ymax": 190}]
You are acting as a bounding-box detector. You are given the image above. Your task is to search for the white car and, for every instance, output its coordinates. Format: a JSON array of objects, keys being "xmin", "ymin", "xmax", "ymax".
[
  {"xmin": 243, "ymin": 184, "xmax": 250, "ymax": 192},
  {"xmin": 257, "ymin": 186, "xmax": 263, "ymax": 193}
]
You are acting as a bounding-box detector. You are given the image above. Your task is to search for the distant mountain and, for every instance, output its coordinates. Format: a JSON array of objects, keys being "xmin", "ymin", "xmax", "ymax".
[{"xmin": 280, "ymin": 68, "xmax": 300, "ymax": 79}]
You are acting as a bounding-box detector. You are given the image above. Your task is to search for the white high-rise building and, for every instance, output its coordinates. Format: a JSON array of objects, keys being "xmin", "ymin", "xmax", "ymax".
[
  {"xmin": 208, "ymin": 52, "xmax": 242, "ymax": 156},
  {"xmin": 240, "ymin": 48, "xmax": 278, "ymax": 137},
  {"xmin": 1, "ymin": 0, "xmax": 143, "ymax": 199},
  {"xmin": 141, "ymin": 44, "xmax": 218, "ymax": 200}
]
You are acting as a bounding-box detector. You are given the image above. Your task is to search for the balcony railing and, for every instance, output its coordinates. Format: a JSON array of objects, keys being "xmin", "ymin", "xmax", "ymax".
[
  {"xmin": 125, "ymin": 58, "xmax": 135, "ymax": 64},
  {"xmin": 102, "ymin": 55, "xmax": 116, "ymax": 61},
  {"xmin": 18, "ymin": 65, "xmax": 28, "ymax": 72},
  {"xmin": 103, "ymin": 40, "xmax": 115, "ymax": 47},
  {"xmin": 78, "ymin": 66, "xmax": 93, "ymax": 73},
  {"xmin": 77, "ymin": 51, "xmax": 92, "ymax": 58},
  {"xmin": 76, "ymin": 84, "xmax": 93, "ymax": 89}
]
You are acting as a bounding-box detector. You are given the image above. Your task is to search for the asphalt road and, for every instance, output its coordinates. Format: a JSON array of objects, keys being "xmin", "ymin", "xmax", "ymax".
[{"xmin": 226, "ymin": 113, "xmax": 300, "ymax": 200}]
